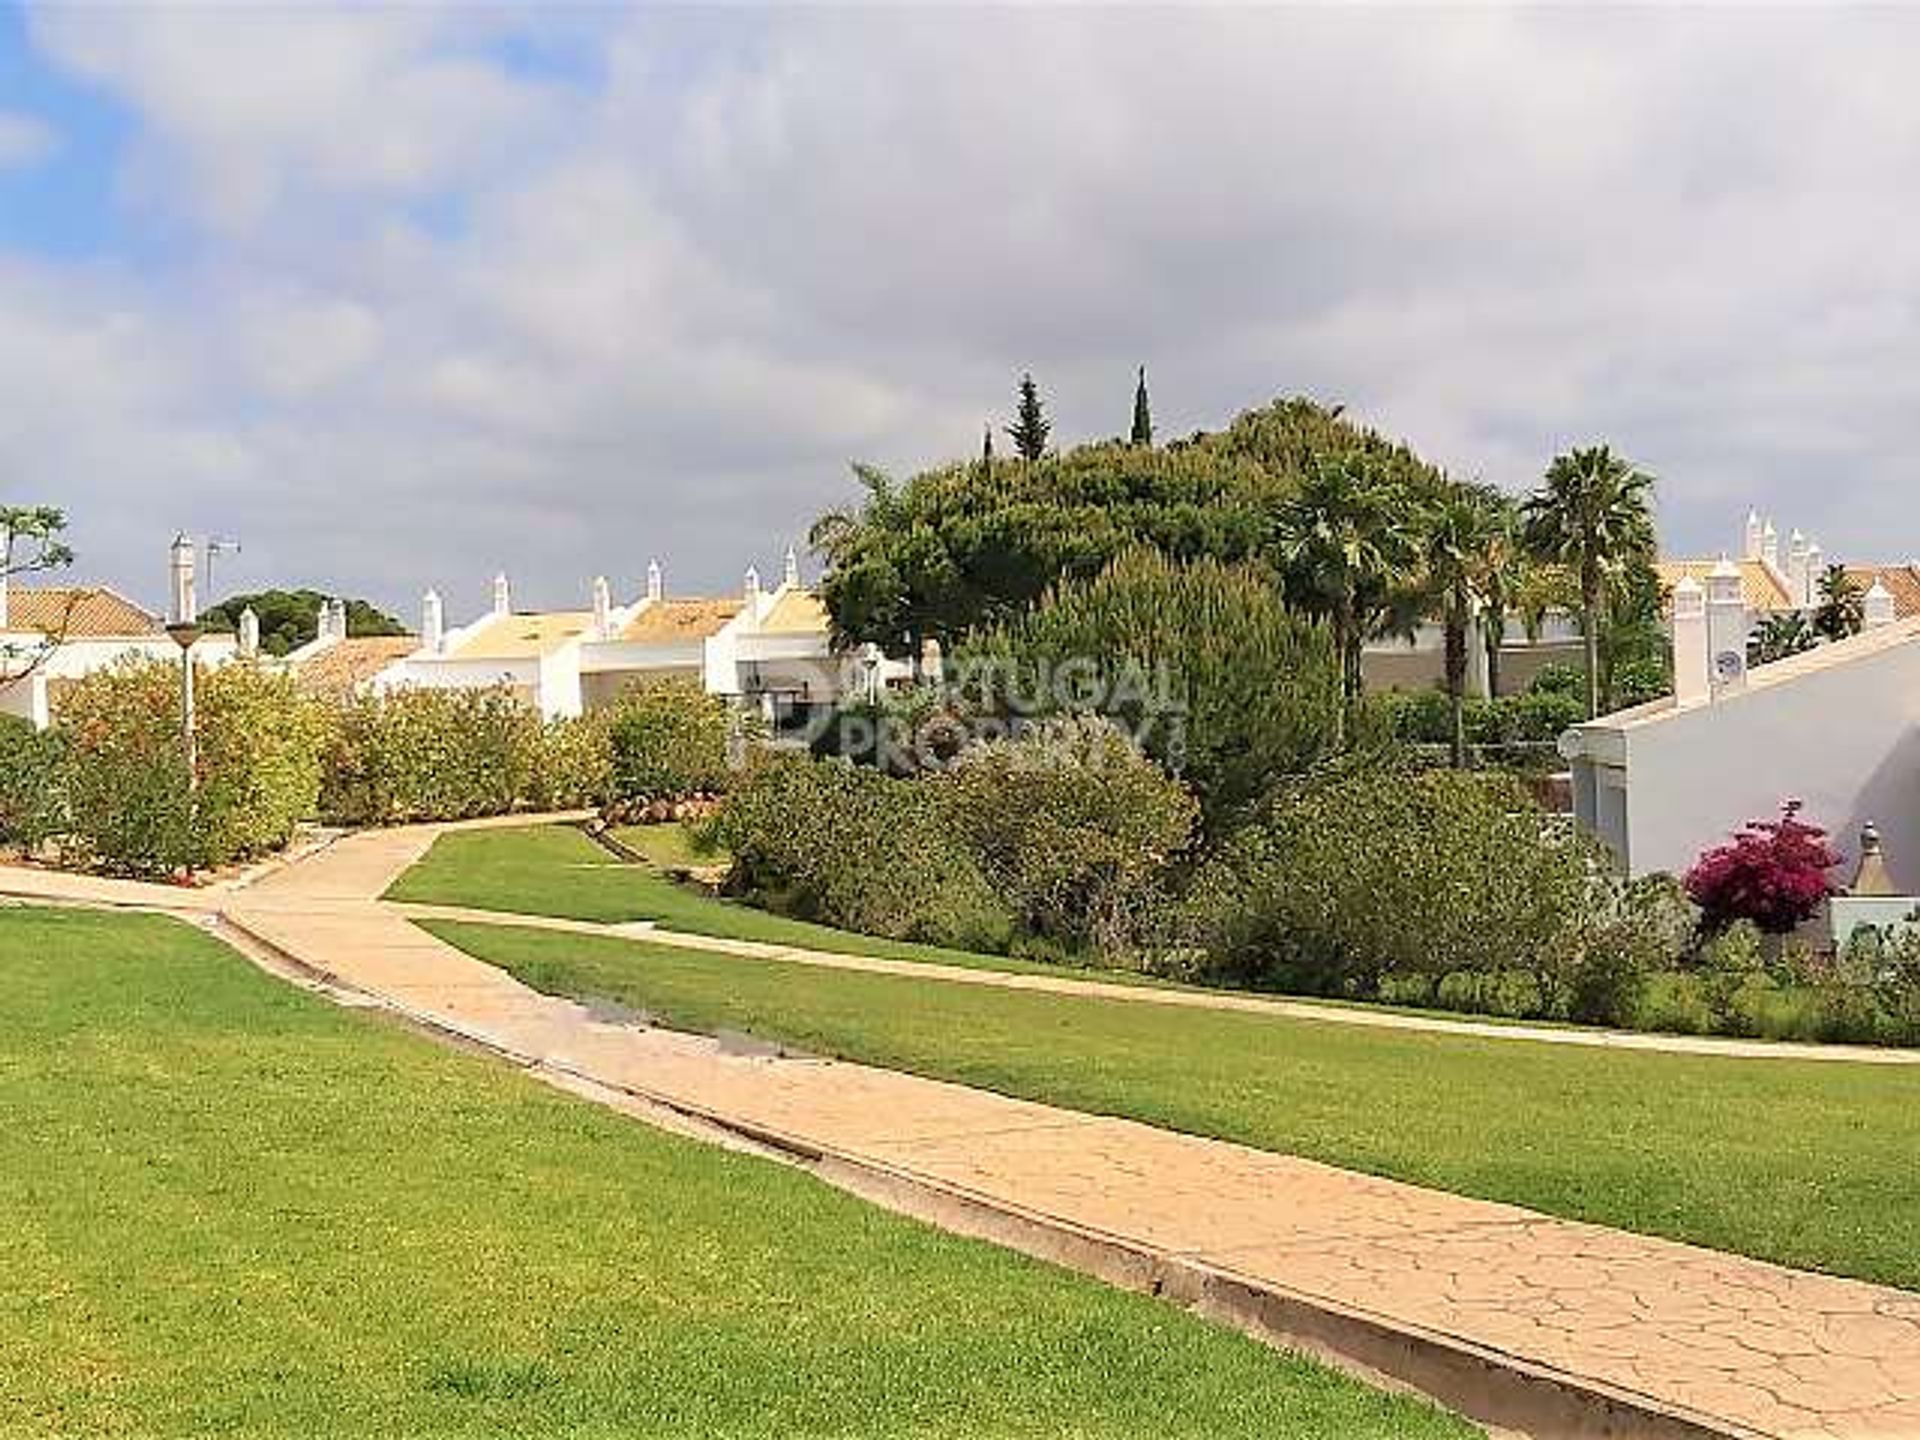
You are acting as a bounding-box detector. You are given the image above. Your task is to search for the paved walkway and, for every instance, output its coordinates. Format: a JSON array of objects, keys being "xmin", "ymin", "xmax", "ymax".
[{"xmin": 9, "ymin": 826, "xmax": 1920, "ymax": 1437}]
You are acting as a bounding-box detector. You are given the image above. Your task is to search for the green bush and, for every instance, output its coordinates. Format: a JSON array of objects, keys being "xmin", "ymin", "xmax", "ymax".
[
  {"xmin": 57, "ymin": 658, "xmax": 325, "ymax": 875},
  {"xmin": 1371, "ymin": 687, "xmax": 1584, "ymax": 748},
  {"xmin": 1175, "ymin": 764, "xmax": 1648, "ymax": 1019},
  {"xmin": 944, "ymin": 716, "xmax": 1197, "ymax": 954},
  {"xmin": 962, "ymin": 550, "xmax": 1343, "ymax": 834},
  {"xmin": 321, "ymin": 687, "xmax": 604, "ymax": 824},
  {"xmin": 0, "ymin": 715, "xmax": 65, "ymax": 850},
  {"xmin": 606, "ymin": 679, "xmax": 738, "ymax": 800},
  {"xmin": 712, "ymin": 751, "xmax": 1014, "ymax": 952}
]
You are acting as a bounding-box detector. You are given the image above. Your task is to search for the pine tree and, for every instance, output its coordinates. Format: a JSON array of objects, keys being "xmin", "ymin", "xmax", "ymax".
[
  {"xmin": 1006, "ymin": 372, "xmax": 1051, "ymax": 461},
  {"xmin": 1130, "ymin": 365, "xmax": 1153, "ymax": 447},
  {"xmin": 979, "ymin": 422, "xmax": 995, "ymax": 480}
]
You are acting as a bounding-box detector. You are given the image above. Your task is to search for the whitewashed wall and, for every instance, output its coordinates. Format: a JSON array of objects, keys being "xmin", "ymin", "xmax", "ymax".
[{"xmin": 1596, "ymin": 630, "xmax": 1920, "ymax": 885}]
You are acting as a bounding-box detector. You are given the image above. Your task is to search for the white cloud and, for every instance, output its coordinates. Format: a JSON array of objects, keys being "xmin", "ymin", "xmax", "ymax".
[{"xmin": 10, "ymin": 7, "xmax": 1920, "ymax": 614}]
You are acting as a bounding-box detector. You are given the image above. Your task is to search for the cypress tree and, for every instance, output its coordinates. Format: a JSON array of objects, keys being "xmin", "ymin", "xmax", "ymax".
[
  {"xmin": 1006, "ymin": 372, "xmax": 1051, "ymax": 461},
  {"xmin": 979, "ymin": 421, "xmax": 995, "ymax": 480},
  {"xmin": 1130, "ymin": 365, "xmax": 1153, "ymax": 447}
]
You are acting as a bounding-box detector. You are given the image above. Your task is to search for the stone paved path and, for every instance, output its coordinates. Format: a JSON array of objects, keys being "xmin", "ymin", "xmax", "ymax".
[{"xmin": 9, "ymin": 824, "xmax": 1920, "ymax": 1437}]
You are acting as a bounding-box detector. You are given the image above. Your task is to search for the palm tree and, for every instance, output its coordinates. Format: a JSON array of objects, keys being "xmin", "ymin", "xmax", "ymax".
[
  {"xmin": 1424, "ymin": 484, "xmax": 1509, "ymax": 767},
  {"xmin": 1469, "ymin": 494, "xmax": 1523, "ymax": 698},
  {"xmin": 1277, "ymin": 453, "xmax": 1423, "ymax": 740},
  {"xmin": 1519, "ymin": 446, "xmax": 1656, "ymax": 719}
]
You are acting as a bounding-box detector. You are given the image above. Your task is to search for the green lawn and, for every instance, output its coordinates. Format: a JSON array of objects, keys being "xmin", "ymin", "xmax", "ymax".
[
  {"xmin": 387, "ymin": 825, "xmax": 1161, "ymax": 984},
  {"xmin": 427, "ymin": 919, "xmax": 1920, "ymax": 1293},
  {"xmin": 608, "ymin": 822, "xmax": 721, "ymax": 871},
  {"xmin": 0, "ymin": 907, "xmax": 1466, "ymax": 1438}
]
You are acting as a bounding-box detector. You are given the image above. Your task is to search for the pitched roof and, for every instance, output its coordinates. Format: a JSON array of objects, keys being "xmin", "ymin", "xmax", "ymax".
[
  {"xmin": 1656, "ymin": 559, "xmax": 1793, "ymax": 613},
  {"xmin": 287, "ymin": 636, "xmax": 416, "ymax": 700},
  {"xmin": 448, "ymin": 610, "xmax": 594, "ymax": 661},
  {"xmin": 758, "ymin": 588, "xmax": 829, "ymax": 635},
  {"xmin": 1845, "ymin": 564, "xmax": 1920, "ymax": 620},
  {"xmin": 1, "ymin": 585, "xmax": 161, "ymax": 638},
  {"xmin": 619, "ymin": 597, "xmax": 744, "ymax": 645}
]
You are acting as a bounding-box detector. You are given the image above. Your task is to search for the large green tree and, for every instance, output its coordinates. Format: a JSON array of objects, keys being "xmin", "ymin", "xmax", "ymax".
[
  {"xmin": 202, "ymin": 589, "xmax": 407, "ymax": 657},
  {"xmin": 815, "ymin": 396, "xmax": 1444, "ymax": 669},
  {"xmin": 1519, "ymin": 446, "xmax": 1656, "ymax": 719},
  {"xmin": 965, "ymin": 549, "xmax": 1342, "ymax": 836}
]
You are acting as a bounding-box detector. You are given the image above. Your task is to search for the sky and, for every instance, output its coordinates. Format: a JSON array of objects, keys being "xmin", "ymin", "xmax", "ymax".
[{"xmin": 2, "ymin": 4, "xmax": 1918, "ymax": 619}]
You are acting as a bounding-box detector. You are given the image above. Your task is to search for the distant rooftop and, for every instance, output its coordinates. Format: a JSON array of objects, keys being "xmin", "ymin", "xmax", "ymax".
[
  {"xmin": 1, "ymin": 586, "xmax": 160, "ymax": 639},
  {"xmin": 288, "ymin": 636, "xmax": 416, "ymax": 700},
  {"xmin": 620, "ymin": 597, "xmax": 744, "ymax": 645},
  {"xmin": 1655, "ymin": 559, "xmax": 1791, "ymax": 613},
  {"xmin": 450, "ymin": 610, "xmax": 594, "ymax": 661}
]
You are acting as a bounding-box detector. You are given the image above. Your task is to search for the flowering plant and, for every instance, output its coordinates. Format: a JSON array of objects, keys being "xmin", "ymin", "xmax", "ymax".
[{"xmin": 1683, "ymin": 800, "xmax": 1840, "ymax": 935}]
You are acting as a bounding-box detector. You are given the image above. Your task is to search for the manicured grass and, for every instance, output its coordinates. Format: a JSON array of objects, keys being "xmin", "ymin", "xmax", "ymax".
[
  {"xmin": 427, "ymin": 919, "xmax": 1920, "ymax": 1292},
  {"xmin": 609, "ymin": 822, "xmax": 721, "ymax": 871},
  {"xmin": 388, "ymin": 826, "xmax": 1160, "ymax": 984},
  {"xmin": 0, "ymin": 907, "xmax": 1466, "ymax": 1438}
]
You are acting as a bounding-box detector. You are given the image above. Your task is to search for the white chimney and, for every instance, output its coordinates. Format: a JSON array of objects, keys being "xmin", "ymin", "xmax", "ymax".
[
  {"xmin": 646, "ymin": 559, "xmax": 663, "ymax": 603},
  {"xmin": 783, "ymin": 545, "xmax": 801, "ymax": 589},
  {"xmin": 1760, "ymin": 519, "xmax": 1780, "ymax": 573},
  {"xmin": 169, "ymin": 533, "xmax": 197, "ymax": 625},
  {"xmin": 1743, "ymin": 510, "xmax": 1763, "ymax": 561},
  {"xmin": 1671, "ymin": 578, "xmax": 1708, "ymax": 707},
  {"xmin": 1787, "ymin": 530, "xmax": 1810, "ymax": 608},
  {"xmin": 1865, "ymin": 579, "xmax": 1897, "ymax": 629},
  {"xmin": 422, "ymin": 589, "xmax": 444, "ymax": 654},
  {"xmin": 745, "ymin": 565, "xmax": 762, "ymax": 612},
  {"xmin": 592, "ymin": 575, "xmax": 612, "ymax": 640},
  {"xmin": 1706, "ymin": 556, "xmax": 1749, "ymax": 694},
  {"xmin": 1805, "ymin": 542, "xmax": 1824, "ymax": 605},
  {"xmin": 492, "ymin": 572, "xmax": 511, "ymax": 617},
  {"xmin": 331, "ymin": 598, "xmax": 348, "ymax": 640},
  {"xmin": 237, "ymin": 606, "xmax": 260, "ymax": 657}
]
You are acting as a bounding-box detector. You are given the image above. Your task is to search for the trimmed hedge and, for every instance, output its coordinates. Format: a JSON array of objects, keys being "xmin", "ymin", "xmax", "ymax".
[
  {"xmin": 321, "ymin": 687, "xmax": 611, "ymax": 825},
  {"xmin": 607, "ymin": 678, "xmax": 737, "ymax": 801},
  {"xmin": 0, "ymin": 714, "xmax": 65, "ymax": 850}
]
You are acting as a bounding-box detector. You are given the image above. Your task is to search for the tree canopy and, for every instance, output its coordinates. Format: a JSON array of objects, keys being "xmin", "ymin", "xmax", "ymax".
[
  {"xmin": 815, "ymin": 396, "xmax": 1448, "ymax": 657},
  {"xmin": 203, "ymin": 589, "xmax": 408, "ymax": 657}
]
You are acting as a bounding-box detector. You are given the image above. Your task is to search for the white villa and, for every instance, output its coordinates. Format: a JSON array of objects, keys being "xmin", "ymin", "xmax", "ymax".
[
  {"xmin": 289, "ymin": 549, "xmax": 908, "ymax": 727},
  {"xmin": 0, "ymin": 539, "xmax": 243, "ymax": 728},
  {"xmin": 1562, "ymin": 539, "xmax": 1920, "ymax": 886}
]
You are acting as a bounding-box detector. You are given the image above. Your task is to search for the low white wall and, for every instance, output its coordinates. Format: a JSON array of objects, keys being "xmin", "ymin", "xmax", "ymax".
[{"xmin": 1615, "ymin": 633, "xmax": 1920, "ymax": 885}]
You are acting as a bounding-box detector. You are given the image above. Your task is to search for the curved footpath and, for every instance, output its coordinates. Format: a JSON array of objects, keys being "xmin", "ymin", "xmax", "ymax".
[{"xmin": 7, "ymin": 824, "xmax": 1920, "ymax": 1438}]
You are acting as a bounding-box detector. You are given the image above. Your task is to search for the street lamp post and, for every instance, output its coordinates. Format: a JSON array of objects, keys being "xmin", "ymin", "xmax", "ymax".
[{"xmin": 165, "ymin": 619, "xmax": 203, "ymax": 795}]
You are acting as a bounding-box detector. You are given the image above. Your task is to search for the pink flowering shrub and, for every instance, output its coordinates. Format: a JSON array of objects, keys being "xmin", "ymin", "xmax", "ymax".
[{"xmin": 1683, "ymin": 801, "xmax": 1840, "ymax": 935}]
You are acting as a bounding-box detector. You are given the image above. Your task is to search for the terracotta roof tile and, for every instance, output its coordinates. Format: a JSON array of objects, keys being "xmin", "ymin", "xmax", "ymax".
[
  {"xmin": 758, "ymin": 589, "xmax": 828, "ymax": 635},
  {"xmin": 448, "ymin": 611, "xmax": 593, "ymax": 660},
  {"xmin": 620, "ymin": 598, "xmax": 743, "ymax": 644},
  {"xmin": 288, "ymin": 637, "xmax": 416, "ymax": 700},
  {"xmin": 1657, "ymin": 560, "xmax": 1793, "ymax": 613},
  {"xmin": 1845, "ymin": 565, "xmax": 1920, "ymax": 620},
  {"xmin": 0, "ymin": 586, "xmax": 160, "ymax": 638}
]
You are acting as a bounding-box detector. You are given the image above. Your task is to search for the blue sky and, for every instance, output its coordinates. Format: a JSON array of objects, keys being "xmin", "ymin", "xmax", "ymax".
[{"xmin": 3, "ymin": 5, "xmax": 1919, "ymax": 617}]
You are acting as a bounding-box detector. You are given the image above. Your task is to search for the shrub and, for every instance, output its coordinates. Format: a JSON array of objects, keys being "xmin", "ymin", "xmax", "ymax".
[
  {"xmin": 1370, "ymin": 687, "xmax": 1584, "ymax": 749},
  {"xmin": 321, "ymin": 686, "xmax": 587, "ymax": 824},
  {"xmin": 1175, "ymin": 763, "xmax": 1643, "ymax": 1018},
  {"xmin": 944, "ymin": 716, "xmax": 1197, "ymax": 954},
  {"xmin": 57, "ymin": 658, "xmax": 325, "ymax": 875},
  {"xmin": 529, "ymin": 713, "xmax": 616, "ymax": 812},
  {"xmin": 605, "ymin": 679, "xmax": 739, "ymax": 802},
  {"xmin": 1683, "ymin": 801, "xmax": 1840, "ymax": 935},
  {"xmin": 0, "ymin": 715, "xmax": 65, "ymax": 850},
  {"xmin": 1528, "ymin": 663, "xmax": 1585, "ymax": 698},
  {"xmin": 712, "ymin": 751, "xmax": 1014, "ymax": 952},
  {"xmin": 962, "ymin": 550, "xmax": 1343, "ymax": 834}
]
